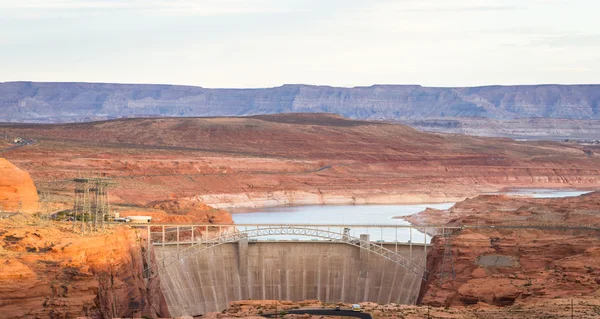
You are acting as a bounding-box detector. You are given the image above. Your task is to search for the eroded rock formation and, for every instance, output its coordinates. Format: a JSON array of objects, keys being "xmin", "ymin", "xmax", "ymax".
[
  {"xmin": 0, "ymin": 216, "xmax": 170, "ymax": 319},
  {"xmin": 203, "ymin": 299, "xmax": 600, "ymax": 319},
  {"xmin": 411, "ymin": 192, "xmax": 600, "ymax": 307},
  {"xmin": 0, "ymin": 158, "xmax": 39, "ymax": 213}
]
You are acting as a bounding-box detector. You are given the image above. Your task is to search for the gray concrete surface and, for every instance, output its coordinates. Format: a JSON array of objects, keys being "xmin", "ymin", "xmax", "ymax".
[
  {"xmin": 155, "ymin": 241, "xmax": 426, "ymax": 316},
  {"xmin": 476, "ymin": 255, "xmax": 516, "ymax": 267}
]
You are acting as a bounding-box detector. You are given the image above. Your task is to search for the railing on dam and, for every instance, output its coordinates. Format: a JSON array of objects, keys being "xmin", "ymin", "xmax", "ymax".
[
  {"xmin": 135, "ymin": 223, "xmax": 461, "ymax": 282},
  {"xmin": 141, "ymin": 223, "xmax": 460, "ymax": 243}
]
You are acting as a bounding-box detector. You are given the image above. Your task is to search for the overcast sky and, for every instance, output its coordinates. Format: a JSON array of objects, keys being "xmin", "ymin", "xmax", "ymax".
[{"xmin": 0, "ymin": 0, "xmax": 598, "ymax": 88}]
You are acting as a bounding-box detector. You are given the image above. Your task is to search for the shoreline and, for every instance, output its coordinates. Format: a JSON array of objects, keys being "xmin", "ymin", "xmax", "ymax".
[
  {"xmin": 195, "ymin": 187, "xmax": 596, "ymax": 210},
  {"xmin": 196, "ymin": 191, "xmax": 467, "ymax": 210}
]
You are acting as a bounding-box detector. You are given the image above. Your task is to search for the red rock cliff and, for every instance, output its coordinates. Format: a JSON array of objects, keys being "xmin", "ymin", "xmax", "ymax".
[
  {"xmin": 414, "ymin": 193, "xmax": 600, "ymax": 307},
  {"xmin": 0, "ymin": 216, "xmax": 170, "ymax": 319}
]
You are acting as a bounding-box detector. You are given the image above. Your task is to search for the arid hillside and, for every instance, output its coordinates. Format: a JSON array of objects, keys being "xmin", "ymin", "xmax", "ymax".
[{"xmin": 1, "ymin": 113, "xmax": 599, "ymax": 208}]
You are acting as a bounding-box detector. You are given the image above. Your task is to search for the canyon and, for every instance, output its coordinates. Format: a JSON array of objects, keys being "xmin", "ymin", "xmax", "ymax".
[{"xmin": 1, "ymin": 114, "xmax": 600, "ymax": 318}]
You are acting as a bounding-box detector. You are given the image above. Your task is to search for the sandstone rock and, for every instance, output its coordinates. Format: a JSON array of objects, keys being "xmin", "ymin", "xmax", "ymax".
[
  {"xmin": 145, "ymin": 199, "xmax": 233, "ymax": 224},
  {"xmin": 457, "ymin": 278, "xmax": 522, "ymax": 306},
  {"xmin": 0, "ymin": 158, "xmax": 39, "ymax": 213},
  {"xmin": 418, "ymin": 193, "xmax": 600, "ymax": 307},
  {"xmin": 0, "ymin": 220, "xmax": 170, "ymax": 318},
  {"xmin": 471, "ymin": 268, "xmax": 487, "ymax": 278}
]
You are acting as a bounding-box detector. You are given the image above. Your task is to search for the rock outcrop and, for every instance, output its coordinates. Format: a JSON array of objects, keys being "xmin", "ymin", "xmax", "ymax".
[
  {"xmin": 119, "ymin": 199, "xmax": 234, "ymax": 224},
  {"xmin": 0, "ymin": 216, "xmax": 170, "ymax": 319},
  {"xmin": 410, "ymin": 192, "xmax": 600, "ymax": 307},
  {"xmin": 202, "ymin": 299, "xmax": 600, "ymax": 319},
  {"xmin": 0, "ymin": 158, "xmax": 39, "ymax": 213},
  {"xmin": 1, "ymin": 82, "xmax": 600, "ymax": 124}
]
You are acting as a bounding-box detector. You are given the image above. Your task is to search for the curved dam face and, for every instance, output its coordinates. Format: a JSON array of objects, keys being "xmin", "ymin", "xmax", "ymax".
[{"xmin": 156, "ymin": 240, "xmax": 426, "ymax": 316}]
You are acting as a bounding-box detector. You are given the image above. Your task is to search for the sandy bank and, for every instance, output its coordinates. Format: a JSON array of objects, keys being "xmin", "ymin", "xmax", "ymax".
[{"xmin": 195, "ymin": 190, "xmax": 470, "ymax": 209}]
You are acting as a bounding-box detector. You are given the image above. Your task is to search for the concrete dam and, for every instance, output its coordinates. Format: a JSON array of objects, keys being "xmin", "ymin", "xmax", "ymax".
[{"xmin": 153, "ymin": 231, "xmax": 429, "ymax": 317}]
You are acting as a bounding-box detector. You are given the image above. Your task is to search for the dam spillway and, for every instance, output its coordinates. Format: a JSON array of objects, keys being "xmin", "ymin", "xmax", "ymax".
[{"xmin": 155, "ymin": 240, "xmax": 427, "ymax": 316}]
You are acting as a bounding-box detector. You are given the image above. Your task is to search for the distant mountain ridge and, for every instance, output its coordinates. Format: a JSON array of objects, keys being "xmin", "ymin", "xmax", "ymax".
[{"xmin": 1, "ymin": 81, "xmax": 599, "ymax": 123}]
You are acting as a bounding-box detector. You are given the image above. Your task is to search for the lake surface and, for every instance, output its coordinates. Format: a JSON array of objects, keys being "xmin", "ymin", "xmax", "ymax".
[
  {"xmin": 230, "ymin": 203, "xmax": 454, "ymax": 243},
  {"xmin": 497, "ymin": 188, "xmax": 590, "ymax": 198},
  {"xmin": 230, "ymin": 189, "xmax": 592, "ymax": 243}
]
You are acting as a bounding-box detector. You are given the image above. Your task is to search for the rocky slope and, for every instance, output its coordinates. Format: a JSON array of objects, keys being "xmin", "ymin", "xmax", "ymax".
[
  {"xmin": 0, "ymin": 158, "xmax": 39, "ymax": 213},
  {"xmin": 0, "ymin": 216, "xmax": 170, "ymax": 318},
  {"xmin": 203, "ymin": 299, "xmax": 600, "ymax": 319},
  {"xmin": 1, "ymin": 114, "xmax": 599, "ymax": 208},
  {"xmin": 2, "ymin": 82, "xmax": 600, "ymax": 124},
  {"xmin": 121, "ymin": 199, "xmax": 234, "ymax": 224},
  {"xmin": 407, "ymin": 192, "xmax": 600, "ymax": 308}
]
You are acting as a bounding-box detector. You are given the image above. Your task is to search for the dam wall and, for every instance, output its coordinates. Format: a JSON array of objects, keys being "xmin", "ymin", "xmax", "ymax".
[{"xmin": 155, "ymin": 241, "xmax": 427, "ymax": 316}]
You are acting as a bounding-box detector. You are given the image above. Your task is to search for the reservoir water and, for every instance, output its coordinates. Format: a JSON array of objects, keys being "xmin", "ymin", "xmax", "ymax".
[
  {"xmin": 498, "ymin": 188, "xmax": 590, "ymax": 198},
  {"xmin": 230, "ymin": 189, "xmax": 591, "ymax": 243}
]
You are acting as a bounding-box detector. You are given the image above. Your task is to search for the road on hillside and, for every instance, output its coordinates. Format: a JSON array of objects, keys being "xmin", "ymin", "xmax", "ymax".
[
  {"xmin": 262, "ymin": 309, "xmax": 372, "ymax": 319},
  {"xmin": 0, "ymin": 140, "xmax": 36, "ymax": 153}
]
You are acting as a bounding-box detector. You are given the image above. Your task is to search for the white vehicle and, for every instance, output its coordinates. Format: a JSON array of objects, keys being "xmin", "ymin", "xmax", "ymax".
[
  {"xmin": 126, "ymin": 216, "xmax": 152, "ymax": 224},
  {"xmin": 351, "ymin": 304, "xmax": 361, "ymax": 312}
]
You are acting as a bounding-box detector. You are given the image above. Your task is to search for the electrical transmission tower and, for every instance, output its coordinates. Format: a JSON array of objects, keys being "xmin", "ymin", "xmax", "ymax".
[
  {"xmin": 38, "ymin": 190, "xmax": 51, "ymax": 220},
  {"xmin": 73, "ymin": 175, "xmax": 114, "ymax": 234},
  {"xmin": 439, "ymin": 228, "xmax": 456, "ymax": 282}
]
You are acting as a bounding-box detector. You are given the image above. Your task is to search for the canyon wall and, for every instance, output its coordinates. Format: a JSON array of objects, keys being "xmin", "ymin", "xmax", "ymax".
[
  {"xmin": 156, "ymin": 241, "xmax": 426, "ymax": 316},
  {"xmin": 412, "ymin": 193, "xmax": 600, "ymax": 308},
  {"xmin": 0, "ymin": 220, "xmax": 170, "ymax": 319},
  {"xmin": 1, "ymin": 82, "xmax": 599, "ymax": 124}
]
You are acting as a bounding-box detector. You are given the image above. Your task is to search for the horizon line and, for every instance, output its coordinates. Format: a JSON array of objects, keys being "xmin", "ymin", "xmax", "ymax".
[{"xmin": 2, "ymin": 80, "xmax": 600, "ymax": 90}]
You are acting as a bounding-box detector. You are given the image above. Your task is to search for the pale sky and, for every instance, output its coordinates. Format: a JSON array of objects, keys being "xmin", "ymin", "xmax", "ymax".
[{"xmin": 0, "ymin": 0, "xmax": 599, "ymax": 88}]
